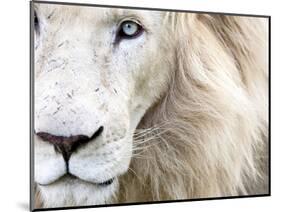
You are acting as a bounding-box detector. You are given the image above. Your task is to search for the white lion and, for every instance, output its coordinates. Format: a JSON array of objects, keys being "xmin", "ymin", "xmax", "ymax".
[{"xmin": 33, "ymin": 3, "xmax": 269, "ymax": 209}]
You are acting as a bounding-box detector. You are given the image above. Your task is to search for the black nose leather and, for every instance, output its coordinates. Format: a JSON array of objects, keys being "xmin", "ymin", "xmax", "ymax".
[{"xmin": 36, "ymin": 126, "xmax": 104, "ymax": 162}]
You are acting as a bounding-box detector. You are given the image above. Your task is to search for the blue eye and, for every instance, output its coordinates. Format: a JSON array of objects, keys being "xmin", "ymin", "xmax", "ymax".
[{"xmin": 118, "ymin": 21, "xmax": 143, "ymax": 39}]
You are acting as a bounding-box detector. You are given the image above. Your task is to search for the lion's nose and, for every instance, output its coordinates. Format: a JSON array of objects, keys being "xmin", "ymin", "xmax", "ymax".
[{"xmin": 36, "ymin": 126, "xmax": 104, "ymax": 162}]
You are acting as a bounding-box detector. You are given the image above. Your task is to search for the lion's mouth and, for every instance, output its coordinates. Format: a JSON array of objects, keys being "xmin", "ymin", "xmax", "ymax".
[{"xmin": 38, "ymin": 173, "xmax": 115, "ymax": 187}]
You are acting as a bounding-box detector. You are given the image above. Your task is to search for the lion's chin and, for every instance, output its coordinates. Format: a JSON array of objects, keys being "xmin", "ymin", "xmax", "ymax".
[{"xmin": 38, "ymin": 175, "xmax": 118, "ymax": 208}]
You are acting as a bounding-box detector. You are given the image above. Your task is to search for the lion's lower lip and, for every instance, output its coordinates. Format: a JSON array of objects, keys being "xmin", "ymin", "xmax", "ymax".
[
  {"xmin": 97, "ymin": 178, "xmax": 114, "ymax": 186},
  {"xmin": 38, "ymin": 174, "xmax": 115, "ymax": 187},
  {"xmin": 70, "ymin": 174, "xmax": 115, "ymax": 186}
]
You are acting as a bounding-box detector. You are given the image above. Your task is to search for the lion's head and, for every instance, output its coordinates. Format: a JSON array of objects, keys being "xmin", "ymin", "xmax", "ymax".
[{"xmin": 33, "ymin": 3, "xmax": 268, "ymax": 209}]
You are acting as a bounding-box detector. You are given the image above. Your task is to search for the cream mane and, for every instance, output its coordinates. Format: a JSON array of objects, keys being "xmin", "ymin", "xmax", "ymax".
[{"xmin": 117, "ymin": 13, "xmax": 268, "ymax": 202}]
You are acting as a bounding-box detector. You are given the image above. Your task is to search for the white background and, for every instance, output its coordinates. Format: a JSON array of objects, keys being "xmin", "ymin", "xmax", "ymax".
[{"xmin": 0, "ymin": 0, "xmax": 279, "ymax": 211}]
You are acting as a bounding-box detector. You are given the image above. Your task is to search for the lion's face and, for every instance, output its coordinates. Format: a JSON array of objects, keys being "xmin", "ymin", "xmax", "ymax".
[{"xmin": 34, "ymin": 4, "xmax": 171, "ymax": 207}]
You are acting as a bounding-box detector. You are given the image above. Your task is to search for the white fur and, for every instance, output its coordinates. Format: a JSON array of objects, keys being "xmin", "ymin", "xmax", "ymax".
[
  {"xmin": 34, "ymin": 4, "xmax": 169, "ymax": 208},
  {"xmin": 34, "ymin": 3, "xmax": 268, "ymax": 209}
]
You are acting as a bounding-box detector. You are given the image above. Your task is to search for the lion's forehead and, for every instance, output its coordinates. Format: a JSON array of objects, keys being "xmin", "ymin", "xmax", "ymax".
[{"xmin": 35, "ymin": 3, "xmax": 164, "ymax": 28}]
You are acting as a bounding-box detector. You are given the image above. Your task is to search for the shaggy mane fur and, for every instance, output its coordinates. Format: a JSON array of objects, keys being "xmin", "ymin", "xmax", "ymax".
[
  {"xmin": 35, "ymin": 13, "xmax": 268, "ymax": 206},
  {"xmin": 117, "ymin": 13, "xmax": 268, "ymax": 202}
]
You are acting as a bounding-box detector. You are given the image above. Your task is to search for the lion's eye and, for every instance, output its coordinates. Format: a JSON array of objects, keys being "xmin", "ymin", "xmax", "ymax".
[{"xmin": 118, "ymin": 21, "xmax": 143, "ymax": 39}]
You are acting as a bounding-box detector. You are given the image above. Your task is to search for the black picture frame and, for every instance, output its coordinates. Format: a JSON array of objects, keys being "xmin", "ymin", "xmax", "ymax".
[{"xmin": 30, "ymin": 1, "xmax": 271, "ymax": 211}]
